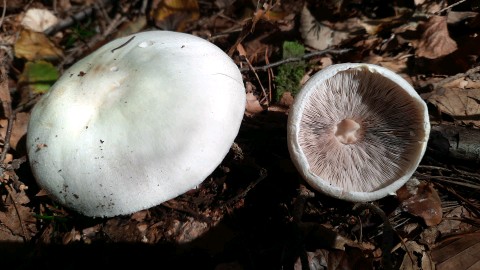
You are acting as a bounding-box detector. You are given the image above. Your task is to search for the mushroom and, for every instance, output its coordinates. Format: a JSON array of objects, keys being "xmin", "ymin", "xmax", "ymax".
[
  {"xmin": 287, "ymin": 63, "xmax": 430, "ymax": 202},
  {"xmin": 26, "ymin": 30, "xmax": 246, "ymax": 217}
]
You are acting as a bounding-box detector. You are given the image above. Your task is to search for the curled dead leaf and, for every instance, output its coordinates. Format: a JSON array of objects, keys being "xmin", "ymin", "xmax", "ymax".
[
  {"xmin": 396, "ymin": 179, "xmax": 443, "ymax": 226},
  {"xmin": 299, "ymin": 4, "xmax": 349, "ymax": 50},
  {"xmin": 150, "ymin": 0, "xmax": 199, "ymax": 31},
  {"xmin": 245, "ymin": 92, "xmax": 264, "ymax": 116},
  {"xmin": 416, "ymin": 16, "xmax": 457, "ymax": 59},
  {"xmin": 427, "ymin": 87, "xmax": 480, "ymax": 127},
  {"xmin": 14, "ymin": 29, "xmax": 63, "ymax": 61}
]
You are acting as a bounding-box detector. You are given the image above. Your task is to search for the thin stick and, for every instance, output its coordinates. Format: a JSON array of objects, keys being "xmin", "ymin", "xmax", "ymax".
[
  {"xmin": 240, "ymin": 48, "xmax": 351, "ymax": 72},
  {"xmin": 226, "ymin": 168, "xmax": 267, "ymax": 204},
  {"xmin": 0, "ymin": 107, "xmax": 14, "ymax": 163},
  {"xmin": 354, "ymin": 203, "xmax": 394, "ymax": 270},
  {"xmin": 4, "ymin": 184, "xmax": 29, "ymax": 242},
  {"xmin": 44, "ymin": 0, "xmax": 112, "ymax": 36},
  {"xmin": 244, "ymin": 56, "xmax": 270, "ymax": 106},
  {"xmin": 0, "ymin": 0, "xmax": 6, "ymax": 29},
  {"xmin": 435, "ymin": 0, "xmax": 468, "ymax": 15}
]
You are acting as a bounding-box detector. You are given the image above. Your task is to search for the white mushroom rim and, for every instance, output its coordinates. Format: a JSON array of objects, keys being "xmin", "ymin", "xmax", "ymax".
[{"xmin": 287, "ymin": 63, "xmax": 430, "ymax": 202}]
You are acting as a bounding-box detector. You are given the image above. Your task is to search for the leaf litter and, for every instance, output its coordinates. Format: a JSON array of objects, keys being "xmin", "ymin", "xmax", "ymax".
[{"xmin": 1, "ymin": 0, "xmax": 480, "ymax": 269}]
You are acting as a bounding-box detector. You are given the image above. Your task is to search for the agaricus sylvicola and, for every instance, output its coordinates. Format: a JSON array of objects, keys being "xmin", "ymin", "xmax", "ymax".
[
  {"xmin": 287, "ymin": 63, "xmax": 430, "ymax": 202},
  {"xmin": 26, "ymin": 30, "xmax": 246, "ymax": 217}
]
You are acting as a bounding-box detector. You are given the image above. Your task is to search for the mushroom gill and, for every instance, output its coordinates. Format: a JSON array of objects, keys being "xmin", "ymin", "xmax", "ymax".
[{"xmin": 297, "ymin": 66, "xmax": 428, "ymax": 192}]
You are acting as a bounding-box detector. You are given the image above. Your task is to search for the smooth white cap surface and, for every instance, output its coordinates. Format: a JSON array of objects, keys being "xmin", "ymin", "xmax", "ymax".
[{"xmin": 27, "ymin": 31, "xmax": 246, "ymax": 217}]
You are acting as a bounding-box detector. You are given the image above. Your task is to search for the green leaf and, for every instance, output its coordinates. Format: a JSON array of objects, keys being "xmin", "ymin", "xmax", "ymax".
[{"xmin": 19, "ymin": 60, "xmax": 59, "ymax": 93}]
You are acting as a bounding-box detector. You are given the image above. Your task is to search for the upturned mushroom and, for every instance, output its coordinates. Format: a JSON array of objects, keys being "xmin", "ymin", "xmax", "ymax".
[
  {"xmin": 26, "ymin": 30, "xmax": 246, "ymax": 217},
  {"xmin": 287, "ymin": 63, "xmax": 430, "ymax": 202}
]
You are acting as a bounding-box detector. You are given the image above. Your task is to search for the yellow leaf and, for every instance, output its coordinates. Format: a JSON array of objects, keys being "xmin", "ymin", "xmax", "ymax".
[
  {"xmin": 150, "ymin": 0, "xmax": 199, "ymax": 32},
  {"xmin": 14, "ymin": 29, "xmax": 63, "ymax": 61}
]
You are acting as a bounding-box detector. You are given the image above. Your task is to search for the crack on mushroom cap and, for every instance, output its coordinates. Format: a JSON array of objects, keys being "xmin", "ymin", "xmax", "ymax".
[{"xmin": 298, "ymin": 67, "xmax": 428, "ymax": 193}]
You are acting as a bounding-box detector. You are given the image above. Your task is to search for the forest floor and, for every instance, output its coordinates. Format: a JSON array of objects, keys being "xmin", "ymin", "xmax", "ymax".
[{"xmin": 1, "ymin": 0, "xmax": 480, "ymax": 269}]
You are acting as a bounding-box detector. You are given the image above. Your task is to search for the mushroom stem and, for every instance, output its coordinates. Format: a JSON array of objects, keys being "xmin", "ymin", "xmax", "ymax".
[{"xmin": 334, "ymin": 118, "xmax": 361, "ymax": 144}]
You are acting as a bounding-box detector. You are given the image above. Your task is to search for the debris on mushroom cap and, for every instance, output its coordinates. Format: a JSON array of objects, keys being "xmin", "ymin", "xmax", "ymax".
[
  {"xmin": 26, "ymin": 30, "xmax": 246, "ymax": 217},
  {"xmin": 287, "ymin": 63, "xmax": 430, "ymax": 202}
]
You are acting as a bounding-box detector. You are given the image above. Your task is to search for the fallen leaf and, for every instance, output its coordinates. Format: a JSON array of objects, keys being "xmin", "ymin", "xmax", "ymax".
[
  {"xmin": 175, "ymin": 217, "xmax": 208, "ymax": 244},
  {"xmin": 0, "ymin": 51, "xmax": 11, "ymax": 118},
  {"xmin": 14, "ymin": 29, "xmax": 64, "ymax": 61},
  {"xmin": 431, "ymin": 230, "xmax": 480, "ymax": 270},
  {"xmin": 396, "ymin": 179, "xmax": 443, "ymax": 226},
  {"xmin": 294, "ymin": 248, "xmax": 373, "ymax": 270},
  {"xmin": 416, "ymin": 16, "xmax": 457, "ymax": 59},
  {"xmin": 427, "ymin": 87, "xmax": 480, "ymax": 127},
  {"xmin": 299, "ymin": 4, "xmax": 349, "ymax": 50},
  {"xmin": 0, "ymin": 112, "xmax": 30, "ymax": 151},
  {"xmin": 150, "ymin": 0, "xmax": 199, "ymax": 31},
  {"xmin": 245, "ymin": 92, "xmax": 264, "ymax": 116},
  {"xmin": 399, "ymin": 241, "xmax": 434, "ymax": 270},
  {"xmin": 18, "ymin": 60, "xmax": 59, "ymax": 94},
  {"xmin": 0, "ymin": 188, "xmax": 36, "ymax": 240},
  {"xmin": 278, "ymin": 91, "xmax": 294, "ymax": 108},
  {"xmin": 436, "ymin": 205, "xmax": 473, "ymax": 235}
]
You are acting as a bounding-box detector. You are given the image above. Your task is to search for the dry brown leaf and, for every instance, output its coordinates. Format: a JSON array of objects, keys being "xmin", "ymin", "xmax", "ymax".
[
  {"xmin": 436, "ymin": 206, "xmax": 473, "ymax": 236},
  {"xmin": 416, "ymin": 16, "xmax": 457, "ymax": 59},
  {"xmin": 278, "ymin": 91, "xmax": 294, "ymax": 108},
  {"xmin": 0, "ymin": 112, "xmax": 29, "ymax": 151},
  {"xmin": 14, "ymin": 29, "xmax": 63, "ymax": 61},
  {"xmin": 174, "ymin": 217, "xmax": 208, "ymax": 244},
  {"xmin": 396, "ymin": 179, "xmax": 443, "ymax": 226},
  {"xmin": 299, "ymin": 4, "xmax": 349, "ymax": 50},
  {"xmin": 150, "ymin": 0, "xmax": 199, "ymax": 32},
  {"xmin": 294, "ymin": 248, "xmax": 372, "ymax": 270},
  {"xmin": 0, "ymin": 51, "xmax": 11, "ymax": 118},
  {"xmin": 0, "ymin": 189, "xmax": 36, "ymax": 240},
  {"xmin": 399, "ymin": 241, "xmax": 434, "ymax": 270},
  {"xmin": 364, "ymin": 54, "xmax": 410, "ymax": 80},
  {"xmin": 245, "ymin": 92, "xmax": 263, "ymax": 116},
  {"xmin": 427, "ymin": 87, "xmax": 480, "ymax": 127},
  {"xmin": 431, "ymin": 230, "xmax": 480, "ymax": 270}
]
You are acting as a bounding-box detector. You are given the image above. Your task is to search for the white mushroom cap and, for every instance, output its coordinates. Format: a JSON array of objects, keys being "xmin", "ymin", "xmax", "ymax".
[
  {"xmin": 26, "ymin": 30, "xmax": 246, "ymax": 217},
  {"xmin": 287, "ymin": 63, "xmax": 430, "ymax": 202}
]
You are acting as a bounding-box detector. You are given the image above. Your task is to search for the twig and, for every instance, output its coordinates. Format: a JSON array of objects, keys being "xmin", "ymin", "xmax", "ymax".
[
  {"xmin": 0, "ymin": 0, "xmax": 6, "ymax": 29},
  {"xmin": 243, "ymin": 56, "xmax": 270, "ymax": 106},
  {"xmin": 0, "ymin": 111, "xmax": 15, "ymax": 163},
  {"xmin": 44, "ymin": 0, "xmax": 112, "ymax": 36},
  {"xmin": 240, "ymin": 48, "xmax": 351, "ymax": 72},
  {"xmin": 226, "ymin": 167, "xmax": 267, "ymax": 204},
  {"xmin": 434, "ymin": 0, "xmax": 468, "ymax": 15},
  {"xmin": 4, "ymin": 184, "xmax": 29, "ymax": 242},
  {"xmin": 354, "ymin": 203, "xmax": 394, "ymax": 270},
  {"xmin": 292, "ymin": 185, "xmax": 315, "ymax": 222},
  {"xmin": 435, "ymin": 182, "xmax": 480, "ymax": 218}
]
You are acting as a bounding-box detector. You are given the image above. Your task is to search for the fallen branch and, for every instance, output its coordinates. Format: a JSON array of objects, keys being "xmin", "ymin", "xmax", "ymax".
[
  {"xmin": 240, "ymin": 48, "xmax": 351, "ymax": 72},
  {"xmin": 44, "ymin": 0, "xmax": 112, "ymax": 36}
]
